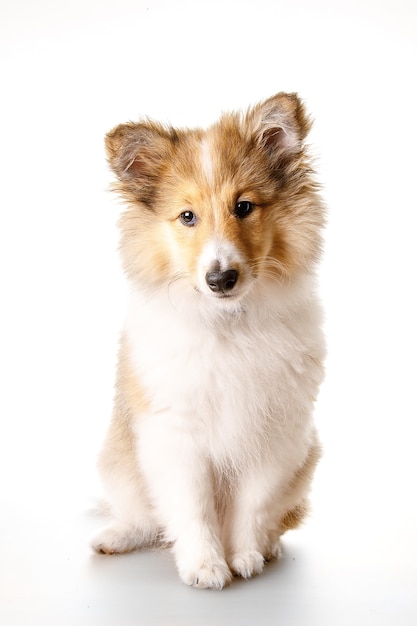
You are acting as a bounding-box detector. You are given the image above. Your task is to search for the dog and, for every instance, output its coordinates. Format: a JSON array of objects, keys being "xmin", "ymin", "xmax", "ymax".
[{"xmin": 91, "ymin": 92, "xmax": 326, "ymax": 589}]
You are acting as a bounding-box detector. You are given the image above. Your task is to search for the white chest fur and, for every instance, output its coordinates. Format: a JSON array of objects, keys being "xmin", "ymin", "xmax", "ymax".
[{"xmin": 125, "ymin": 277, "xmax": 324, "ymax": 472}]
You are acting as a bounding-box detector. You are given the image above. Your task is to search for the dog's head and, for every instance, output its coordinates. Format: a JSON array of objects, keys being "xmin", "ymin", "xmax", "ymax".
[{"xmin": 106, "ymin": 93, "xmax": 324, "ymax": 307}]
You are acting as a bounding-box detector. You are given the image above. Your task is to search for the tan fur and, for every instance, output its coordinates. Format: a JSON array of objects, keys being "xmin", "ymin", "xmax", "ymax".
[
  {"xmin": 279, "ymin": 435, "xmax": 322, "ymax": 533},
  {"xmin": 98, "ymin": 334, "xmax": 148, "ymax": 477}
]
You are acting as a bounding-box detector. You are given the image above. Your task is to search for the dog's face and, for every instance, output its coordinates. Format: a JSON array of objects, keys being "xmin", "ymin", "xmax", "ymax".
[{"xmin": 106, "ymin": 93, "xmax": 324, "ymax": 305}]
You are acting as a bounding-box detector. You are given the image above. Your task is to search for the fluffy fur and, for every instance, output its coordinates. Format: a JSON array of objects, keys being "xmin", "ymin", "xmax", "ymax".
[{"xmin": 91, "ymin": 93, "xmax": 326, "ymax": 589}]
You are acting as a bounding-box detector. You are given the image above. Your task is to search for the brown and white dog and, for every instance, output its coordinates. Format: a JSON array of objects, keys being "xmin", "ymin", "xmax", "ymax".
[{"xmin": 91, "ymin": 93, "xmax": 326, "ymax": 589}]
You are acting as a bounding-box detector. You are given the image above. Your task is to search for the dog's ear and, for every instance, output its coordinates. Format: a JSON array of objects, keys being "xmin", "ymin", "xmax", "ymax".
[
  {"xmin": 105, "ymin": 121, "xmax": 173, "ymax": 182},
  {"xmin": 249, "ymin": 92, "xmax": 311, "ymax": 158}
]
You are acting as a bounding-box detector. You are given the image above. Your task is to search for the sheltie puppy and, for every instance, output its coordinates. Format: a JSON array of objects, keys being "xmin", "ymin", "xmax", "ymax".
[{"xmin": 91, "ymin": 92, "xmax": 326, "ymax": 589}]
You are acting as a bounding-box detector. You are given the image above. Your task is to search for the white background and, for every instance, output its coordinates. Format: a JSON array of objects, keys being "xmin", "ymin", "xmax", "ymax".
[{"xmin": 1, "ymin": 1, "xmax": 416, "ymax": 624}]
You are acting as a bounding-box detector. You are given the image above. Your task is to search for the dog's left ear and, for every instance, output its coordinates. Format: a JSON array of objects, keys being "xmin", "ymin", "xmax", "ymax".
[{"xmin": 249, "ymin": 92, "xmax": 311, "ymax": 158}]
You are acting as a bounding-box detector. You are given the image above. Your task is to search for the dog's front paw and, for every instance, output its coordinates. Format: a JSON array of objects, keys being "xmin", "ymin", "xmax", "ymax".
[
  {"xmin": 174, "ymin": 531, "xmax": 232, "ymax": 589},
  {"xmin": 179, "ymin": 558, "xmax": 232, "ymax": 590},
  {"xmin": 229, "ymin": 550, "xmax": 265, "ymax": 579}
]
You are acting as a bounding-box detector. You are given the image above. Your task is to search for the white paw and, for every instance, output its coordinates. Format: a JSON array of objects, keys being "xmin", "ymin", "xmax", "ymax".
[
  {"xmin": 174, "ymin": 530, "xmax": 232, "ymax": 589},
  {"xmin": 90, "ymin": 522, "xmax": 141, "ymax": 555},
  {"xmin": 229, "ymin": 550, "xmax": 265, "ymax": 579},
  {"xmin": 179, "ymin": 558, "xmax": 232, "ymax": 590},
  {"xmin": 264, "ymin": 539, "xmax": 282, "ymax": 562}
]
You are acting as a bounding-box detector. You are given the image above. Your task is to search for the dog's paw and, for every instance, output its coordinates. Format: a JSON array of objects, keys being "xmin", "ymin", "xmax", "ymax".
[
  {"xmin": 264, "ymin": 538, "xmax": 282, "ymax": 562},
  {"xmin": 229, "ymin": 550, "xmax": 265, "ymax": 579},
  {"xmin": 90, "ymin": 522, "xmax": 141, "ymax": 555},
  {"xmin": 174, "ymin": 531, "xmax": 232, "ymax": 589},
  {"xmin": 179, "ymin": 558, "xmax": 232, "ymax": 590}
]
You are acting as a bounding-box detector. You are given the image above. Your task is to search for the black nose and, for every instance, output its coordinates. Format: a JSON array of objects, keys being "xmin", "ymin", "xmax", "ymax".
[{"xmin": 205, "ymin": 269, "xmax": 238, "ymax": 293}]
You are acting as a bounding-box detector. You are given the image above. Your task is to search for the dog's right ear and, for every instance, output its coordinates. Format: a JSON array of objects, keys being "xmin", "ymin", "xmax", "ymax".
[{"xmin": 105, "ymin": 121, "xmax": 173, "ymax": 183}]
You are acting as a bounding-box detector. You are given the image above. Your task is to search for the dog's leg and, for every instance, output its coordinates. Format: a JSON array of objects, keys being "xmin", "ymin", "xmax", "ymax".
[
  {"xmin": 90, "ymin": 473, "xmax": 160, "ymax": 555},
  {"xmin": 222, "ymin": 440, "xmax": 321, "ymax": 578},
  {"xmin": 137, "ymin": 412, "xmax": 232, "ymax": 589},
  {"xmin": 221, "ymin": 465, "xmax": 280, "ymax": 579},
  {"xmin": 90, "ymin": 404, "xmax": 160, "ymax": 555}
]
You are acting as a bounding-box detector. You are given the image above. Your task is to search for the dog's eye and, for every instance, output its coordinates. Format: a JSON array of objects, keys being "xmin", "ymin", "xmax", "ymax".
[
  {"xmin": 179, "ymin": 211, "xmax": 197, "ymax": 226},
  {"xmin": 234, "ymin": 201, "xmax": 254, "ymax": 219}
]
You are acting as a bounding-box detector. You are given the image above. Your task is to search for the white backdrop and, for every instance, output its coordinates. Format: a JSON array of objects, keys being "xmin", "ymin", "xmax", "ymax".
[{"xmin": 1, "ymin": 1, "xmax": 416, "ymax": 624}]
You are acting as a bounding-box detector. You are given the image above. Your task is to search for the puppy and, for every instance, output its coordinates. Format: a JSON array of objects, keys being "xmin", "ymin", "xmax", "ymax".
[{"xmin": 91, "ymin": 93, "xmax": 326, "ymax": 589}]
